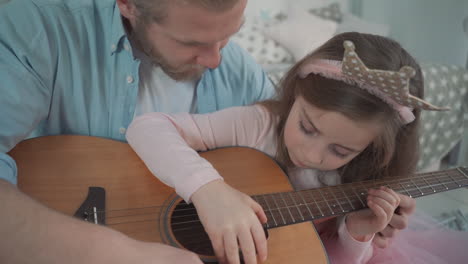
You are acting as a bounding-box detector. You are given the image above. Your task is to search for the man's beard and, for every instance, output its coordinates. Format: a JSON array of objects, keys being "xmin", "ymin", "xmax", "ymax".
[{"xmin": 131, "ymin": 20, "xmax": 207, "ymax": 81}]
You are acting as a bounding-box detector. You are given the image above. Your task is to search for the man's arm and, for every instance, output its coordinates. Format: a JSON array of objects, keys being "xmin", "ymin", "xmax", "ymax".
[{"xmin": 0, "ymin": 179, "xmax": 203, "ymax": 264}]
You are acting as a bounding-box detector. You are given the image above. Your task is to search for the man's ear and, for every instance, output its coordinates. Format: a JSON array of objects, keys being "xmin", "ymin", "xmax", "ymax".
[{"xmin": 116, "ymin": 0, "xmax": 137, "ymax": 21}]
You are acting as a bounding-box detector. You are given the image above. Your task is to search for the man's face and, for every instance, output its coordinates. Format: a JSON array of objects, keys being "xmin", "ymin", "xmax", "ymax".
[{"xmin": 130, "ymin": 0, "xmax": 246, "ymax": 81}]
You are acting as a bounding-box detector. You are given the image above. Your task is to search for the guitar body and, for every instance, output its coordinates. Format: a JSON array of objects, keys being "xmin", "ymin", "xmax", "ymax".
[{"xmin": 9, "ymin": 136, "xmax": 328, "ymax": 264}]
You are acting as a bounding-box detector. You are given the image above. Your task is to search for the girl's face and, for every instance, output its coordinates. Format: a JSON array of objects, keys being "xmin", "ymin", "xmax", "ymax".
[{"xmin": 284, "ymin": 96, "xmax": 383, "ymax": 171}]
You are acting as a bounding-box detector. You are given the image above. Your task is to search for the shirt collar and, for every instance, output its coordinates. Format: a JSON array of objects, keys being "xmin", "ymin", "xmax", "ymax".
[{"xmin": 110, "ymin": 3, "xmax": 127, "ymax": 55}]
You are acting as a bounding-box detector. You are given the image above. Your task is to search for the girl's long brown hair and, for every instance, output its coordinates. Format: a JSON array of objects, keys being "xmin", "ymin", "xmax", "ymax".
[{"xmin": 261, "ymin": 32, "xmax": 423, "ymax": 182}]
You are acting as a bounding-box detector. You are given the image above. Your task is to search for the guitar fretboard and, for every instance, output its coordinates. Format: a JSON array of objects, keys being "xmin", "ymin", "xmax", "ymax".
[{"xmin": 252, "ymin": 167, "xmax": 468, "ymax": 229}]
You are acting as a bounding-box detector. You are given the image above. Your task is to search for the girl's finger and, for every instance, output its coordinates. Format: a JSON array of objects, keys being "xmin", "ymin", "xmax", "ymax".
[
  {"xmin": 388, "ymin": 213, "xmax": 408, "ymax": 230},
  {"xmin": 251, "ymin": 200, "xmax": 268, "ymax": 224},
  {"xmin": 370, "ymin": 188, "xmax": 399, "ymax": 208},
  {"xmin": 373, "ymin": 233, "xmax": 390, "ymax": 249},
  {"xmin": 379, "ymin": 225, "xmax": 399, "ymax": 238},
  {"xmin": 397, "ymin": 193, "xmax": 416, "ymax": 215},
  {"xmin": 368, "ymin": 199, "xmax": 387, "ymax": 221},
  {"xmin": 211, "ymin": 234, "xmax": 227, "ymax": 264},
  {"xmin": 224, "ymin": 231, "xmax": 241, "ymax": 264},
  {"xmin": 251, "ymin": 224, "xmax": 268, "ymax": 262},
  {"xmin": 370, "ymin": 195, "xmax": 396, "ymax": 219},
  {"xmin": 238, "ymin": 229, "xmax": 257, "ymax": 264}
]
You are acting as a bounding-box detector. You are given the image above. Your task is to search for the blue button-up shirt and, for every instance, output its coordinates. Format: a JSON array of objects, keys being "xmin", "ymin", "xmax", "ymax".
[{"xmin": 0, "ymin": 0, "xmax": 274, "ymax": 184}]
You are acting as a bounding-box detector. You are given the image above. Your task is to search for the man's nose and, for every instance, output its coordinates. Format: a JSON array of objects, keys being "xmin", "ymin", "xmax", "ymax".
[{"xmin": 196, "ymin": 42, "xmax": 223, "ymax": 69}]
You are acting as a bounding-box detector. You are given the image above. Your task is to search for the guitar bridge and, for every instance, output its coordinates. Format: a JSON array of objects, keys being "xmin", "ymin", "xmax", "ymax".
[{"xmin": 73, "ymin": 187, "xmax": 106, "ymax": 225}]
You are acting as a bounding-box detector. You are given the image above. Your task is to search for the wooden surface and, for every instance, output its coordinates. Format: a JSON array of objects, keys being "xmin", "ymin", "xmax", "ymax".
[{"xmin": 9, "ymin": 135, "xmax": 328, "ymax": 264}]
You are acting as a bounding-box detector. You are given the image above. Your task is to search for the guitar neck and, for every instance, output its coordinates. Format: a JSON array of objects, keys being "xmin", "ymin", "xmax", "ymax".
[{"xmin": 253, "ymin": 167, "xmax": 468, "ymax": 229}]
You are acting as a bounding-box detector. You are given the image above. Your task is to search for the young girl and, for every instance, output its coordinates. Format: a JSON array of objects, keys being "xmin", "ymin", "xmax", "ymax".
[{"xmin": 126, "ymin": 32, "xmax": 466, "ymax": 264}]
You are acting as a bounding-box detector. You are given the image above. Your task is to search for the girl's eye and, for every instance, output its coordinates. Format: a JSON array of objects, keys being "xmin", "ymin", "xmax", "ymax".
[
  {"xmin": 299, "ymin": 121, "xmax": 316, "ymax": 135},
  {"xmin": 331, "ymin": 147, "xmax": 349, "ymax": 159}
]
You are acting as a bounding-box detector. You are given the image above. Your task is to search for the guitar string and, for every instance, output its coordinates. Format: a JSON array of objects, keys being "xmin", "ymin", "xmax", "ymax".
[
  {"xmin": 101, "ymin": 179, "xmax": 468, "ymax": 230},
  {"xmin": 95, "ymin": 172, "xmax": 467, "ymax": 218}
]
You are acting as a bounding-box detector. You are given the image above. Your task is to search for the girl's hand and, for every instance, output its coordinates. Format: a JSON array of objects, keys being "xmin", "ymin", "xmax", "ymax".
[
  {"xmin": 372, "ymin": 194, "xmax": 415, "ymax": 248},
  {"xmin": 190, "ymin": 180, "xmax": 268, "ymax": 264},
  {"xmin": 346, "ymin": 186, "xmax": 401, "ymax": 242}
]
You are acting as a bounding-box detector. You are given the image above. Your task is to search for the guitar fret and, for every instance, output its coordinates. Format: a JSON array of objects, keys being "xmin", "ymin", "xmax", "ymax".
[
  {"xmin": 398, "ymin": 182, "xmax": 412, "ymax": 197},
  {"xmin": 252, "ymin": 167, "xmax": 467, "ymax": 230},
  {"xmin": 317, "ymin": 188, "xmax": 335, "ymax": 216},
  {"xmin": 335, "ymin": 186, "xmax": 355, "ymax": 212},
  {"xmin": 400, "ymin": 179, "xmax": 418, "ymax": 197},
  {"xmin": 409, "ymin": 179, "xmax": 424, "ymax": 197},
  {"xmin": 446, "ymin": 173, "xmax": 462, "ymax": 188},
  {"xmin": 447, "ymin": 172, "xmax": 463, "ymax": 187},
  {"xmin": 426, "ymin": 172, "xmax": 446, "ymax": 192},
  {"xmin": 329, "ymin": 188, "xmax": 346, "ymax": 213},
  {"xmin": 338, "ymin": 186, "xmax": 356, "ymax": 210},
  {"xmin": 279, "ymin": 193, "xmax": 296, "ymax": 223},
  {"xmin": 297, "ymin": 191, "xmax": 315, "ymax": 220},
  {"xmin": 261, "ymin": 195, "xmax": 277, "ymax": 227},
  {"xmin": 457, "ymin": 167, "xmax": 468, "ymax": 177},
  {"xmin": 270, "ymin": 194, "xmax": 287, "ymax": 225},
  {"xmin": 303, "ymin": 190, "xmax": 324, "ymax": 217},
  {"xmin": 288, "ymin": 192, "xmax": 305, "ymax": 221},
  {"xmin": 419, "ymin": 176, "xmax": 436, "ymax": 194},
  {"xmin": 350, "ymin": 186, "xmax": 366, "ymax": 207}
]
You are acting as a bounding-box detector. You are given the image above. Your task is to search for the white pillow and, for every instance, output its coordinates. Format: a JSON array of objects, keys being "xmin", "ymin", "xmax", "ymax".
[
  {"xmin": 335, "ymin": 13, "xmax": 390, "ymax": 37},
  {"xmin": 263, "ymin": 6, "xmax": 337, "ymax": 61}
]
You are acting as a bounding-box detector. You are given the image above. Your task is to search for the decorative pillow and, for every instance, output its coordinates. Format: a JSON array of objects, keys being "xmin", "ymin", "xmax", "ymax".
[
  {"xmin": 275, "ymin": 2, "xmax": 343, "ymax": 23},
  {"xmin": 417, "ymin": 64, "xmax": 468, "ymax": 170},
  {"xmin": 335, "ymin": 12, "xmax": 390, "ymax": 37},
  {"xmin": 231, "ymin": 19, "xmax": 294, "ymax": 65},
  {"xmin": 309, "ymin": 2, "xmax": 343, "ymax": 23},
  {"xmin": 264, "ymin": 6, "xmax": 337, "ymax": 61}
]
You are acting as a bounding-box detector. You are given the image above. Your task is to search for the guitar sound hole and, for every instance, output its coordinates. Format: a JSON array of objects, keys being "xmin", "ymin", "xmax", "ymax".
[{"xmin": 170, "ymin": 200, "xmax": 214, "ymax": 256}]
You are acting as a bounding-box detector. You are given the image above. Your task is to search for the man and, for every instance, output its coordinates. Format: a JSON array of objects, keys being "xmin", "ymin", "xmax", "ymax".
[{"xmin": 0, "ymin": 0, "xmax": 273, "ymax": 263}]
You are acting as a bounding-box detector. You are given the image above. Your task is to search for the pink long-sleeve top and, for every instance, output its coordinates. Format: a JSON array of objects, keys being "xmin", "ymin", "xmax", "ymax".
[{"xmin": 126, "ymin": 105, "xmax": 374, "ymax": 263}]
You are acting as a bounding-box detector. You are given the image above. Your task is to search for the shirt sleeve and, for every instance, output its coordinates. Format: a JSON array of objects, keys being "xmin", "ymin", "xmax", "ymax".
[
  {"xmin": 0, "ymin": 154, "xmax": 18, "ymax": 185},
  {"xmin": 126, "ymin": 105, "xmax": 273, "ymax": 201},
  {"xmin": 223, "ymin": 41, "xmax": 276, "ymax": 103},
  {"xmin": 319, "ymin": 216, "xmax": 374, "ymax": 264},
  {"xmin": 0, "ymin": 2, "xmax": 53, "ymax": 184}
]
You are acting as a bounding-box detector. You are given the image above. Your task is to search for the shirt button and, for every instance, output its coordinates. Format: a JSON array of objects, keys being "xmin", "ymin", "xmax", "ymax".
[
  {"xmin": 127, "ymin": 76, "xmax": 134, "ymax": 84},
  {"xmin": 119, "ymin": 127, "xmax": 126, "ymax": 134},
  {"xmin": 111, "ymin": 44, "xmax": 117, "ymax": 52}
]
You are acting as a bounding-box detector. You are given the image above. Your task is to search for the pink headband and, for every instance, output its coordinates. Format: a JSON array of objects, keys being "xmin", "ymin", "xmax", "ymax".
[{"xmin": 298, "ymin": 41, "xmax": 449, "ymax": 124}]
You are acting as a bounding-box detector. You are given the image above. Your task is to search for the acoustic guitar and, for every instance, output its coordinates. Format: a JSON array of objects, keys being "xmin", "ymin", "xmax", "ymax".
[{"xmin": 8, "ymin": 136, "xmax": 468, "ymax": 264}]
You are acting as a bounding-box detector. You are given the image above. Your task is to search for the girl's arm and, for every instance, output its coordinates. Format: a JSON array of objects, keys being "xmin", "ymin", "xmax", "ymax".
[
  {"xmin": 320, "ymin": 216, "xmax": 374, "ymax": 264},
  {"xmin": 126, "ymin": 105, "xmax": 274, "ymax": 264},
  {"xmin": 321, "ymin": 186, "xmax": 401, "ymax": 263},
  {"xmin": 126, "ymin": 105, "xmax": 273, "ymax": 201}
]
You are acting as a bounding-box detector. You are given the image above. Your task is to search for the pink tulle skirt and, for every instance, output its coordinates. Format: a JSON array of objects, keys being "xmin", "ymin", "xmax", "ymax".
[{"xmin": 368, "ymin": 211, "xmax": 468, "ymax": 264}]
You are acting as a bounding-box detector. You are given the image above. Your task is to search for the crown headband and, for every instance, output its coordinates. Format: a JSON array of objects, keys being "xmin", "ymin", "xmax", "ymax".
[{"xmin": 298, "ymin": 40, "xmax": 450, "ymax": 124}]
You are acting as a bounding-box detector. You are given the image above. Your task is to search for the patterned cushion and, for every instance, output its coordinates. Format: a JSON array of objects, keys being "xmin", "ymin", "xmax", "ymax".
[
  {"xmin": 417, "ymin": 64, "xmax": 468, "ymax": 170},
  {"xmin": 309, "ymin": 2, "xmax": 343, "ymax": 23},
  {"xmin": 231, "ymin": 20, "xmax": 294, "ymax": 65},
  {"xmin": 275, "ymin": 2, "xmax": 343, "ymax": 23}
]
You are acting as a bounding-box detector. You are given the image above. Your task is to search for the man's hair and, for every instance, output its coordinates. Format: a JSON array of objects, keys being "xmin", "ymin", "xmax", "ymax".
[{"xmin": 131, "ymin": 0, "xmax": 240, "ymax": 23}]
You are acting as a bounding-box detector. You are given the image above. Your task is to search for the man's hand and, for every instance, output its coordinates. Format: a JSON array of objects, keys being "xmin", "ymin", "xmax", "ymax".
[
  {"xmin": 191, "ymin": 180, "xmax": 268, "ymax": 264},
  {"xmin": 372, "ymin": 193, "xmax": 416, "ymax": 248}
]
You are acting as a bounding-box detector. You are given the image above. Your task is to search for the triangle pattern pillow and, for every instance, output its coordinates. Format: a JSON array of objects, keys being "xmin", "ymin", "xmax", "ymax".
[{"xmin": 264, "ymin": 6, "xmax": 337, "ymax": 61}]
